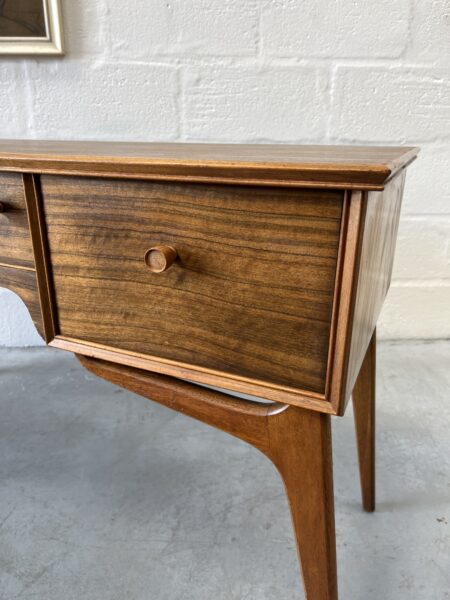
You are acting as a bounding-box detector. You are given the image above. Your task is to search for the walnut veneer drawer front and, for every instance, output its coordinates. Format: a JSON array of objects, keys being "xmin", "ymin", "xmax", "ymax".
[
  {"xmin": 41, "ymin": 175, "xmax": 343, "ymax": 397},
  {"xmin": 0, "ymin": 173, "xmax": 34, "ymax": 269}
]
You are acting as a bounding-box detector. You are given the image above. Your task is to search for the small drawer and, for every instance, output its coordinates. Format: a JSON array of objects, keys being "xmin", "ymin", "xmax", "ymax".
[
  {"xmin": 0, "ymin": 173, "xmax": 34, "ymax": 269},
  {"xmin": 41, "ymin": 176, "xmax": 344, "ymax": 399}
]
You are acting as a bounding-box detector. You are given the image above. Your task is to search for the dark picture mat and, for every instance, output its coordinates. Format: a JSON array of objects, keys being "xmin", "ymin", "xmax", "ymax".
[{"xmin": 0, "ymin": 0, "xmax": 47, "ymax": 38}]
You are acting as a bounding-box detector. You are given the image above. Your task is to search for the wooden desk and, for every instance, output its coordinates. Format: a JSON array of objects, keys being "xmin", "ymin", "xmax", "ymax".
[{"xmin": 0, "ymin": 141, "xmax": 418, "ymax": 599}]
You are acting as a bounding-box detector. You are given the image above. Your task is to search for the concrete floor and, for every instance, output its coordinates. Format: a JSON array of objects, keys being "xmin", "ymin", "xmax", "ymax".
[{"xmin": 0, "ymin": 342, "xmax": 449, "ymax": 600}]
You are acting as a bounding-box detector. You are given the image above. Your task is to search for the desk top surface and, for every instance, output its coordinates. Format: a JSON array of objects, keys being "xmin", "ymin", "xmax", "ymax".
[{"xmin": 0, "ymin": 140, "xmax": 418, "ymax": 190}]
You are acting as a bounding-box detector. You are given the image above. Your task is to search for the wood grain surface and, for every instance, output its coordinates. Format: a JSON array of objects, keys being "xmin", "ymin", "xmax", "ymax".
[
  {"xmin": 0, "ymin": 173, "xmax": 34, "ymax": 269},
  {"xmin": 325, "ymin": 191, "xmax": 365, "ymax": 414},
  {"xmin": 41, "ymin": 175, "xmax": 343, "ymax": 396},
  {"xmin": 344, "ymin": 172, "xmax": 405, "ymax": 404},
  {"xmin": 0, "ymin": 140, "xmax": 418, "ymax": 190}
]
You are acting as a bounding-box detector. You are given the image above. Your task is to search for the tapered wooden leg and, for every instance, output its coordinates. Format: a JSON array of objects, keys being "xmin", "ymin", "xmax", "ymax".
[
  {"xmin": 78, "ymin": 355, "xmax": 338, "ymax": 600},
  {"xmin": 268, "ymin": 407, "xmax": 337, "ymax": 600},
  {"xmin": 352, "ymin": 329, "xmax": 376, "ymax": 512}
]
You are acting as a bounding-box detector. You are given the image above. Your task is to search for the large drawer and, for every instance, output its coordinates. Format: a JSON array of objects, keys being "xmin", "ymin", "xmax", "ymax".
[
  {"xmin": 41, "ymin": 176, "xmax": 344, "ymax": 397},
  {"xmin": 0, "ymin": 173, "xmax": 34, "ymax": 269}
]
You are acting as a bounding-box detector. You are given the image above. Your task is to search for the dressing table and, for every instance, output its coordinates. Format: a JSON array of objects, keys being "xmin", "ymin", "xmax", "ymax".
[{"xmin": 0, "ymin": 140, "xmax": 418, "ymax": 599}]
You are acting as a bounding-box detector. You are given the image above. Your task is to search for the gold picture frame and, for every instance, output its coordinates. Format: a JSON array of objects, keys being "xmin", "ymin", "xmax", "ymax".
[{"xmin": 0, "ymin": 0, "xmax": 64, "ymax": 55}]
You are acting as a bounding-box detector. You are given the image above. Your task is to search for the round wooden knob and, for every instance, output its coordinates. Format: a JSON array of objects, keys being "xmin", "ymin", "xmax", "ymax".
[{"xmin": 144, "ymin": 245, "xmax": 178, "ymax": 273}]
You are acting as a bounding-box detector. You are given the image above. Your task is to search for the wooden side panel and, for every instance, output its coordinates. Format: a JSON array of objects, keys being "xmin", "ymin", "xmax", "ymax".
[
  {"xmin": 41, "ymin": 176, "xmax": 343, "ymax": 398},
  {"xmin": 344, "ymin": 171, "xmax": 406, "ymax": 405},
  {"xmin": 0, "ymin": 265, "xmax": 44, "ymax": 339},
  {"xmin": 0, "ymin": 173, "xmax": 34, "ymax": 269}
]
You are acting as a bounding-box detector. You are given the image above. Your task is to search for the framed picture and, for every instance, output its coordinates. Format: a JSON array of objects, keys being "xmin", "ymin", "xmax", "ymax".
[{"xmin": 0, "ymin": 0, "xmax": 64, "ymax": 55}]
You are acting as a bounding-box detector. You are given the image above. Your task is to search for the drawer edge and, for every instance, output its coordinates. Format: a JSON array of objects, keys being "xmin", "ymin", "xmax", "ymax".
[
  {"xmin": 0, "ymin": 261, "xmax": 35, "ymax": 272},
  {"xmin": 50, "ymin": 335, "xmax": 336, "ymax": 414}
]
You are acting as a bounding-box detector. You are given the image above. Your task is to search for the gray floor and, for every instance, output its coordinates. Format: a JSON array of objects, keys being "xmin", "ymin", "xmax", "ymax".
[{"xmin": 0, "ymin": 342, "xmax": 449, "ymax": 600}]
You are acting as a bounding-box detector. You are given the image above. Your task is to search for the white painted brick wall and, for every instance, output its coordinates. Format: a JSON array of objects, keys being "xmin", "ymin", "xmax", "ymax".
[
  {"xmin": 26, "ymin": 60, "xmax": 180, "ymax": 139},
  {"xmin": 331, "ymin": 67, "xmax": 450, "ymax": 142},
  {"xmin": 183, "ymin": 65, "xmax": 329, "ymax": 140},
  {"xmin": 1, "ymin": 0, "xmax": 449, "ymax": 345},
  {"xmin": 261, "ymin": 0, "xmax": 411, "ymax": 58}
]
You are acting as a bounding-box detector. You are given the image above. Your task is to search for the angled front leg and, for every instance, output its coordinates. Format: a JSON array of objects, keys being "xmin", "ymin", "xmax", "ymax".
[
  {"xmin": 78, "ymin": 355, "xmax": 337, "ymax": 600},
  {"xmin": 353, "ymin": 329, "xmax": 376, "ymax": 512},
  {"xmin": 268, "ymin": 407, "xmax": 337, "ymax": 600}
]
